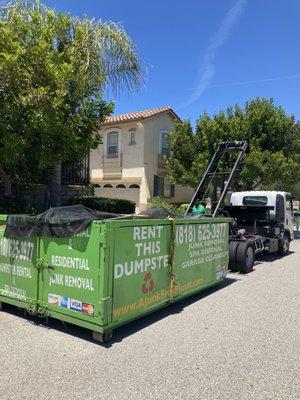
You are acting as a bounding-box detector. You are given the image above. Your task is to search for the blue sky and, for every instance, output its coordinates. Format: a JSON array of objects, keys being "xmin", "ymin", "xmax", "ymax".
[{"xmin": 44, "ymin": 0, "xmax": 300, "ymax": 124}]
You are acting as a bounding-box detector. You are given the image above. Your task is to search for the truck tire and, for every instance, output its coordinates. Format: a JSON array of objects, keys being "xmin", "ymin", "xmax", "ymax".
[
  {"xmin": 229, "ymin": 241, "xmax": 240, "ymax": 272},
  {"xmin": 278, "ymin": 235, "xmax": 290, "ymax": 255},
  {"xmin": 236, "ymin": 241, "xmax": 255, "ymax": 274}
]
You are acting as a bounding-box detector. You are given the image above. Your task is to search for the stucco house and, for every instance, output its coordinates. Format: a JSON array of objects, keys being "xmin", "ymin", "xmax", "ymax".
[{"xmin": 90, "ymin": 106, "xmax": 194, "ymax": 210}]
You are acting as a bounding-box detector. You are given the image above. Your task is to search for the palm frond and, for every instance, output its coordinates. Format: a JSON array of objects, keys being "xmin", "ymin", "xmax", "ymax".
[{"xmin": 0, "ymin": 1, "xmax": 143, "ymax": 95}]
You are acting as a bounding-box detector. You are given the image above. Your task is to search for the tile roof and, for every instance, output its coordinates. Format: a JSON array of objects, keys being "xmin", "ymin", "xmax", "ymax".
[{"xmin": 101, "ymin": 106, "xmax": 181, "ymax": 125}]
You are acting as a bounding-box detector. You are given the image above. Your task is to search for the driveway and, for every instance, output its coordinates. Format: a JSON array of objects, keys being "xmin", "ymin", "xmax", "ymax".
[{"xmin": 1, "ymin": 235, "xmax": 299, "ymax": 400}]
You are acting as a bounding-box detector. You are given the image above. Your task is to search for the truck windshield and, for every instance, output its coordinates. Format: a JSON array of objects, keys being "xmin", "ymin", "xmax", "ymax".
[{"xmin": 242, "ymin": 196, "xmax": 268, "ymax": 206}]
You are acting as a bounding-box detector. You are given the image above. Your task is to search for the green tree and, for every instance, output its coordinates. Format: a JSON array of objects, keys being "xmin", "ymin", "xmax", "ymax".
[
  {"xmin": 166, "ymin": 98, "xmax": 300, "ymax": 192},
  {"xmin": 0, "ymin": 0, "xmax": 142, "ymax": 205}
]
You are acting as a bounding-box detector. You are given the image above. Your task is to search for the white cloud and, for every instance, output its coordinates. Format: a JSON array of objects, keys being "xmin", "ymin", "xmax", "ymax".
[{"xmin": 180, "ymin": 0, "xmax": 247, "ymax": 108}]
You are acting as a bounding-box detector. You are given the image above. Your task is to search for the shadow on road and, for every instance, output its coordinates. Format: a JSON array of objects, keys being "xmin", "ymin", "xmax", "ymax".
[
  {"xmin": 112, "ymin": 277, "xmax": 237, "ymax": 346},
  {"xmin": 255, "ymin": 250, "xmax": 295, "ymax": 263},
  {"xmin": 0, "ymin": 277, "xmax": 237, "ymax": 348}
]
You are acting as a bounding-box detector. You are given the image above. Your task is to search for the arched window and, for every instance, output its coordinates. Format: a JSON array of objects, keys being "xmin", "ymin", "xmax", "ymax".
[
  {"xmin": 116, "ymin": 184, "xmax": 126, "ymax": 188},
  {"xmin": 93, "ymin": 184, "xmax": 101, "ymax": 188},
  {"xmin": 129, "ymin": 184, "xmax": 140, "ymax": 189},
  {"xmin": 103, "ymin": 184, "xmax": 113, "ymax": 188}
]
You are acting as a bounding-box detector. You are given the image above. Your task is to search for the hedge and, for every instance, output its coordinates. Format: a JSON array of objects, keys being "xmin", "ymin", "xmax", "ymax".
[
  {"xmin": 0, "ymin": 198, "xmax": 38, "ymax": 214},
  {"xmin": 67, "ymin": 196, "xmax": 135, "ymax": 214}
]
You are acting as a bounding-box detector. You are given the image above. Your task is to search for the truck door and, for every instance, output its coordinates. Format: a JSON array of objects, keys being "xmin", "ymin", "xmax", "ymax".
[
  {"xmin": 275, "ymin": 194, "xmax": 285, "ymax": 224},
  {"xmin": 285, "ymin": 194, "xmax": 294, "ymax": 240}
]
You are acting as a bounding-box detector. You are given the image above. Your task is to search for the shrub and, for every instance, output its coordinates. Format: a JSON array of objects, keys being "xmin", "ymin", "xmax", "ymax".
[
  {"xmin": 147, "ymin": 197, "xmax": 188, "ymax": 215},
  {"xmin": 147, "ymin": 197, "xmax": 174, "ymax": 212},
  {"xmin": 0, "ymin": 198, "xmax": 38, "ymax": 214},
  {"xmin": 176, "ymin": 203, "xmax": 189, "ymax": 214},
  {"xmin": 67, "ymin": 196, "xmax": 135, "ymax": 214}
]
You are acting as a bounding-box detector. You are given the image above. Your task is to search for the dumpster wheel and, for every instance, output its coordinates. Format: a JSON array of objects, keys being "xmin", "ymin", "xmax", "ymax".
[{"xmin": 92, "ymin": 330, "xmax": 113, "ymax": 343}]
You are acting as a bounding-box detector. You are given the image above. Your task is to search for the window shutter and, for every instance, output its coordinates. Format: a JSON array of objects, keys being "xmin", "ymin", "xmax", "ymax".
[
  {"xmin": 153, "ymin": 175, "xmax": 158, "ymax": 196},
  {"xmin": 170, "ymin": 184, "xmax": 175, "ymax": 198}
]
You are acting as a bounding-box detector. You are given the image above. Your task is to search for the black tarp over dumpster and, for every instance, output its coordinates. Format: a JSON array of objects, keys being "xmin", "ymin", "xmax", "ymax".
[{"xmin": 4, "ymin": 205, "xmax": 120, "ymax": 240}]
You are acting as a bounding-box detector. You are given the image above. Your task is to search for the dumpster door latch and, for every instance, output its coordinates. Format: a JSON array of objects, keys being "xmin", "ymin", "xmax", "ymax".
[
  {"xmin": 99, "ymin": 233, "xmax": 107, "ymax": 248},
  {"xmin": 99, "ymin": 297, "xmax": 112, "ymax": 319}
]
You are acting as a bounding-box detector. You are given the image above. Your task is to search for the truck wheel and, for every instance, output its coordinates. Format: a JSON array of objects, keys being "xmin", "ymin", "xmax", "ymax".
[
  {"xmin": 229, "ymin": 241, "xmax": 240, "ymax": 272},
  {"xmin": 236, "ymin": 241, "xmax": 255, "ymax": 274},
  {"xmin": 278, "ymin": 235, "xmax": 290, "ymax": 255},
  {"xmin": 92, "ymin": 330, "xmax": 113, "ymax": 343}
]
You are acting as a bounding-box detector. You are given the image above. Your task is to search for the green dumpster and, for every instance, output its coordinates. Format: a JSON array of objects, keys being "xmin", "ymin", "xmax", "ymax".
[{"xmin": 0, "ymin": 214, "xmax": 230, "ymax": 341}]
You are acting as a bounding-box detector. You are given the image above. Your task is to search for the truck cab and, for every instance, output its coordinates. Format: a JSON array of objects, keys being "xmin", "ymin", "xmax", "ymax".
[{"xmin": 230, "ymin": 191, "xmax": 294, "ymax": 241}]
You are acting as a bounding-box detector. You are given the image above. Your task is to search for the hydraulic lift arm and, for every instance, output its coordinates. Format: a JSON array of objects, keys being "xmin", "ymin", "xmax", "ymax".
[{"xmin": 185, "ymin": 140, "xmax": 248, "ymax": 217}]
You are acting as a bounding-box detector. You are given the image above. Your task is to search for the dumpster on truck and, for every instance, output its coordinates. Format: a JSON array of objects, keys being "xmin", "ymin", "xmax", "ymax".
[{"xmin": 0, "ymin": 206, "xmax": 230, "ymax": 342}]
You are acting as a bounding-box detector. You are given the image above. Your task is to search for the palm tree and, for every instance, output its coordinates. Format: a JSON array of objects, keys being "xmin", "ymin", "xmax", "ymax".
[{"xmin": 0, "ymin": 1, "xmax": 142, "ymax": 207}]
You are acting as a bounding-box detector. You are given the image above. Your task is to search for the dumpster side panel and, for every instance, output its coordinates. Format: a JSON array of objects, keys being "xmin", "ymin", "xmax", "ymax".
[
  {"xmin": 111, "ymin": 220, "xmax": 171, "ymax": 323},
  {"xmin": 38, "ymin": 222, "xmax": 106, "ymax": 327},
  {"xmin": 110, "ymin": 218, "xmax": 229, "ymax": 326},
  {"xmin": 173, "ymin": 220, "xmax": 229, "ymax": 296},
  {"xmin": 0, "ymin": 216, "xmax": 39, "ymax": 311}
]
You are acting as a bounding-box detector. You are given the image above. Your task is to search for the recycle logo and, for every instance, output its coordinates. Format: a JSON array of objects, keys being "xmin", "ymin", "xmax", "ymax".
[{"xmin": 141, "ymin": 272, "xmax": 155, "ymax": 294}]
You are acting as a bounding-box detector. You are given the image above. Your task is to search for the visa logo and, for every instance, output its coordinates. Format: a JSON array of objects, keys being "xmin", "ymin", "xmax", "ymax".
[{"xmin": 70, "ymin": 299, "xmax": 82, "ymax": 312}]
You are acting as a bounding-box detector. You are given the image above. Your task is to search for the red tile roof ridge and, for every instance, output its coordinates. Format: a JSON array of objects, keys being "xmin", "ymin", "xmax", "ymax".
[{"xmin": 101, "ymin": 106, "xmax": 181, "ymax": 124}]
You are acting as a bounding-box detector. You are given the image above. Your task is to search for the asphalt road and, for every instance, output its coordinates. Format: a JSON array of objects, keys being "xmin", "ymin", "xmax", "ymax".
[{"xmin": 1, "ymin": 236, "xmax": 299, "ymax": 400}]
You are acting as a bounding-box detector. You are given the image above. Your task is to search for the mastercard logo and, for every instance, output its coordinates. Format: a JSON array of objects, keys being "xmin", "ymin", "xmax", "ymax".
[
  {"xmin": 82, "ymin": 303, "xmax": 94, "ymax": 316},
  {"xmin": 48, "ymin": 294, "xmax": 60, "ymax": 306}
]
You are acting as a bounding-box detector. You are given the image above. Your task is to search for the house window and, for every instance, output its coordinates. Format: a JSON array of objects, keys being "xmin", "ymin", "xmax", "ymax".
[
  {"xmin": 153, "ymin": 175, "xmax": 175, "ymax": 198},
  {"xmin": 103, "ymin": 184, "xmax": 113, "ymax": 188},
  {"xmin": 160, "ymin": 131, "xmax": 170, "ymax": 156},
  {"xmin": 129, "ymin": 129, "xmax": 136, "ymax": 144},
  {"xmin": 129, "ymin": 184, "xmax": 140, "ymax": 189},
  {"xmin": 116, "ymin": 184, "xmax": 126, "ymax": 188},
  {"xmin": 107, "ymin": 131, "xmax": 119, "ymax": 157}
]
